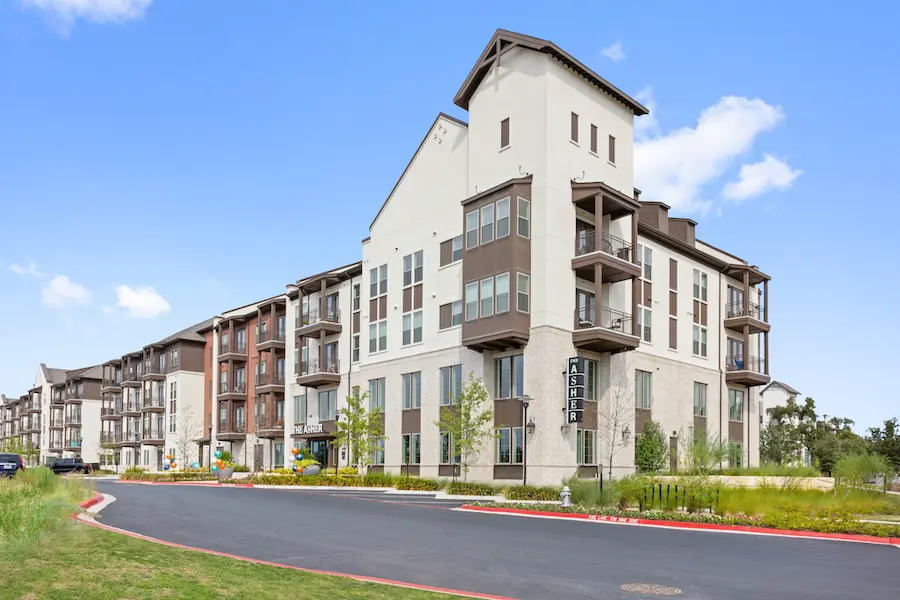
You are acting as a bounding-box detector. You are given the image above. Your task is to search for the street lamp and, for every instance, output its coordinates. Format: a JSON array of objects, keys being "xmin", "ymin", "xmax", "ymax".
[
  {"xmin": 207, "ymin": 425, "xmax": 212, "ymax": 472},
  {"xmin": 521, "ymin": 395, "xmax": 531, "ymax": 486}
]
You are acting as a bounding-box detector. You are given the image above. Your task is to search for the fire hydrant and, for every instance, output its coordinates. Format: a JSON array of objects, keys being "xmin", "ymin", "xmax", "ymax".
[{"xmin": 560, "ymin": 485, "xmax": 572, "ymax": 507}]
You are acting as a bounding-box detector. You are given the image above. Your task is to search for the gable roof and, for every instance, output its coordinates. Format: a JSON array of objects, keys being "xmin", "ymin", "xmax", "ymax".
[
  {"xmin": 454, "ymin": 29, "xmax": 648, "ymax": 115},
  {"xmin": 40, "ymin": 364, "xmax": 69, "ymax": 385},
  {"xmin": 147, "ymin": 318, "xmax": 214, "ymax": 347},
  {"xmin": 761, "ymin": 381, "xmax": 800, "ymax": 396},
  {"xmin": 369, "ymin": 112, "xmax": 468, "ymax": 232}
]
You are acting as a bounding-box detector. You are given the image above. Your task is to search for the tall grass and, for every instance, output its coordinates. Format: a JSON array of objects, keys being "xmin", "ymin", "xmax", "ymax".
[
  {"xmin": 713, "ymin": 464, "xmax": 821, "ymax": 477},
  {"xmin": 0, "ymin": 467, "xmax": 91, "ymax": 546}
]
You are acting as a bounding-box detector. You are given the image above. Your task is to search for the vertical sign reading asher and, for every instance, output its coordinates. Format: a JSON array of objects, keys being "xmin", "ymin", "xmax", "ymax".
[{"xmin": 566, "ymin": 357, "xmax": 585, "ymax": 424}]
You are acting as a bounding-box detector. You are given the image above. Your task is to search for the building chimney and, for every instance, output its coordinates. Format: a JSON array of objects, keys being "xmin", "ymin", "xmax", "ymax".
[
  {"xmin": 638, "ymin": 202, "xmax": 670, "ymax": 234},
  {"xmin": 667, "ymin": 218, "xmax": 697, "ymax": 247}
]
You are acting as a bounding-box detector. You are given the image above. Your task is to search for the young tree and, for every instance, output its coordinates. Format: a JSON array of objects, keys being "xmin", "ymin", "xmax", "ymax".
[
  {"xmin": 598, "ymin": 355, "xmax": 637, "ymax": 480},
  {"xmin": 433, "ymin": 373, "xmax": 493, "ymax": 480},
  {"xmin": 174, "ymin": 405, "xmax": 202, "ymax": 470},
  {"xmin": 869, "ymin": 417, "xmax": 900, "ymax": 474},
  {"xmin": 759, "ymin": 419, "xmax": 796, "ymax": 465},
  {"xmin": 634, "ymin": 419, "xmax": 668, "ymax": 472},
  {"xmin": 334, "ymin": 387, "xmax": 384, "ymax": 475},
  {"xmin": 680, "ymin": 428, "xmax": 729, "ymax": 475}
]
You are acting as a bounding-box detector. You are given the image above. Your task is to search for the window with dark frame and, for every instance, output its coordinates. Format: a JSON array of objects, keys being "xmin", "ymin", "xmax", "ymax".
[
  {"xmin": 571, "ymin": 112, "xmax": 579, "ymax": 143},
  {"xmin": 500, "ymin": 118, "xmax": 510, "ymax": 149},
  {"xmin": 608, "ymin": 135, "xmax": 616, "ymax": 163},
  {"xmin": 590, "ymin": 124, "xmax": 598, "ymax": 153}
]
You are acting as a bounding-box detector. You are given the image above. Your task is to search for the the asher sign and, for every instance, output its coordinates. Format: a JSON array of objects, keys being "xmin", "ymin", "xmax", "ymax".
[
  {"xmin": 292, "ymin": 423, "xmax": 324, "ymax": 435},
  {"xmin": 566, "ymin": 357, "xmax": 585, "ymax": 424}
]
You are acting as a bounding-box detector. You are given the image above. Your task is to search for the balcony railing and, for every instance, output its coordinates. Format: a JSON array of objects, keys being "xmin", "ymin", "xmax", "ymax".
[
  {"xmin": 219, "ymin": 382, "xmax": 247, "ymax": 395},
  {"xmin": 299, "ymin": 308, "xmax": 341, "ymax": 327},
  {"xmin": 66, "ymin": 390, "xmax": 84, "ymax": 400},
  {"xmin": 102, "ymin": 378, "xmax": 122, "ymax": 388},
  {"xmin": 66, "ymin": 438, "xmax": 83, "ymax": 448},
  {"xmin": 725, "ymin": 302, "xmax": 764, "ymax": 321},
  {"xmin": 101, "ymin": 407, "xmax": 116, "ymax": 416},
  {"xmin": 120, "ymin": 400, "xmax": 140, "ymax": 414},
  {"xmin": 121, "ymin": 432, "xmax": 141, "ymax": 444},
  {"xmin": 100, "ymin": 432, "xmax": 121, "ymax": 444},
  {"xmin": 726, "ymin": 355, "xmax": 766, "ymax": 373},
  {"xmin": 64, "ymin": 413, "xmax": 82, "ymax": 425},
  {"xmin": 575, "ymin": 306, "xmax": 633, "ymax": 333},
  {"xmin": 144, "ymin": 364, "xmax": 165, "ymax": 376},
  {"xmin": 575, "ymin": 229, "xmax": 633, "ymax": 262},
  {"xmin": 219, "ymin": 422, "xmax": 246, "ymax": 434},
  {"xmin": 141, "ymin": 429, "xmax": 165, "ymax": 441},
  {"xmin": 220, "ymin": 341, "xmax": 247, "ymax": 355},
  {"xmin": 257, "ymin": 329, "xmax": 287, "ymax": 344},
  {"xmin": 50, "ymin": 416, "xmax": 64, "ymax": 428},
  {"xmin": 257, "ymin": 416, "xmax": 285, "ymax": 430},
  {"xmin": 299, "ymin": 358, "xmax": 340, "ymax": 376},
  {"xmin": 256, "ymin": 373, "xmax": 286, "ymax": 387},
  {"xmin": 142, "ymin": 396, "xmax": 165, "ymax": 409}
]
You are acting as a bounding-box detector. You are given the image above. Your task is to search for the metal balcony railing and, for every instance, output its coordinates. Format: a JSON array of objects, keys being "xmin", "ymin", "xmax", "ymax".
[
  {"xmin": 725, "ymin": 301, "xmax": 765, "ymax": 321},
  {"xmin": 726, "ymin": 355, "xmax": 766, "ymax": 373},
  {"xmin": 574, "ymin": 306, "xmax": 633, "ymax": 333},
  {"xmin": 220, "ymin": 341, "xmax": 247, "ymax": 355},
  {"xmin": 64, "ymin": 413, "xmax": 82, "ymax": 425},
  {"xmin": 574, "ymin": 229, "xmax": 633, "ymax": 262},
  {"xmin": 299, "ymin": 358, "xmax": 340, "ymax": 376},
  {"xmin": 257, "ymin": 329, "xmax": 287, "ymax": 344},
  {"xmin": 219, "ymin": 382, "xmax": 247, "ymax": 395},
  {"xmin": 100, "ymin": 432, "xmax": 121, "ymax": 444},
  {"xmin": 299, "ymin": 308, "xmax": 341, "ymax": 327},
  {"xmin": 142, "ymin": 396, "xmax": 165, "ymax": 409},
  {"xmin": 121, "ymin": 432, "xmax": 141, "ymax": 444},
  {"xmin": 219, "ymin": 422, "xmax": 246, "ymax": 434},
  {"xmin": 256, "ymin": 373, "xmax": 286, "ymax": 387}
]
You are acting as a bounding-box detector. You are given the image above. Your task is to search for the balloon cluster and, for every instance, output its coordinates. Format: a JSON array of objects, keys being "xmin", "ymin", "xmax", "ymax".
[
  {"xmin": 212, "ymin": 449, "xmax": 223, "ymax": 473},
  {"xmin": 290, "ymin": 446, "xmax": 305, "ymax": 473},
  {"xmin": 164, "ymin": 453, "xmax": 177, "ymax": 471}
]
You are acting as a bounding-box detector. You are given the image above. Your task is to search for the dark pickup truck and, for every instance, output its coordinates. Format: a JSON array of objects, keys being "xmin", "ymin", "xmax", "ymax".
[{"xmin": 48, "ymin": 458, "xmax": 95, "ymax": 475}]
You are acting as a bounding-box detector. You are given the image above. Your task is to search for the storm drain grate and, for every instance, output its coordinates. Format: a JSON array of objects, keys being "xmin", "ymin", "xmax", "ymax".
[{"xmin": 621, "ymin": 583, "xmax": 683, "ymax": 596}]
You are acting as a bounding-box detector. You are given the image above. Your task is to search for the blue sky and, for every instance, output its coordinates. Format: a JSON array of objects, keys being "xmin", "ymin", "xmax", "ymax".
[{"xmin": 1, "ymin": 1, "xmax": 897, "ymax": 431}]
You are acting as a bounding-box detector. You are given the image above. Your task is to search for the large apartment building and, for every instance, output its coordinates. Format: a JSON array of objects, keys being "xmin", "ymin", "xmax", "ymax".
[{"xmin": 1, "ymin": 30, "xmax": 771, "ymax": 482}]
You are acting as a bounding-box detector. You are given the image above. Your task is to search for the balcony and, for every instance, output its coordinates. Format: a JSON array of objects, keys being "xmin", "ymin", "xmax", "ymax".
[
  {"xmin": 101, "ymin": 378, "xmax": 122, "ymax": 393},
  {"xmin": 23, "ymin": 420, "xmax": 40, "ymax": 433},
  {"xmin": 573, "ymin": 306, "xmax": 640, "ymax": 353},
  {"xmin": 66, "ymin": 438, "xmax": 83, "ymax": 450},
  {"xmin": 64, "ymin": 413, "xmax": 82, "ymax": 426},
  {"xmin": 49, "ymin": 437, "xmax": 64, "ymax": 451},
  {"xmin": 725, "ymin": 355, "xmax": 771, "ymax": 387},
  {"xmin": 218, "ymin": 382, "xmax": 247, "ymax": 401},
  {"xmin": 25, "ymin": 400, "xmax": 41, "ymax": 414},
  {"xmin": 142, "ymin": 396, "xmax": 165, "ymax": 412},
  {"xmin": 100, "ymin": 432, "xmax": 121, "ymax": 445},
  {"xmin": 142, "ymin": 364, "xmax": 166, "ymax": 381},
  {"xmin": 120, "ymin": 400, "xmax": 141, "ymax": 416},
  {"xmin": 572, "ymin": 229, "xmax": 641, "ymax": 284},
  {"xmin": 255, "ymin": 416, "xmax": 285, "ymax": 439},
  {"xmin": 724, "ymin": 302, "xmax": 770, "ymax": 335},
  {"xmin": 295, "ymin": 358, "xmax": 341, "ymax": 388},
  {"xmin": 49, "ymin": 416, "xmax": 64, "ymax": 429},
  {"xmin": 65, "ymin": 391, "xmax": 84, "ymax": 404},
  {"xmin": 141, "ymin": 429, "xmax": 165, "ymax": 445},
  {"xmin": 121, "ymin": 370, "xmax": 143, "ymax": 387},
  {"xmin": 101, "ymin": 405, "xmax": 122, "ymax": 420},
  {"xmin": 50, "ymin": 392, "xmax": 65, "ymax": 405},
  {"xmin": 217, "ymin": 422, "xmax": 246, "ymax": 441},
  {"xmin": 119, "ymin": 432, "xmax": 141, "ymax": 447},
  {"xmin": 295, "ymin": 309, "xmax": 342, "ymax": 339},
  {"xmin": 219, "ymin": 341, "xmax": 248, "ymax": 362},
  {"xmin": 256, "ymin": 329, "xmax": 287, "ymax": 352},
  {"xmin": 255, "ymin": 372, "xmax": 286, "ymax": 394}
]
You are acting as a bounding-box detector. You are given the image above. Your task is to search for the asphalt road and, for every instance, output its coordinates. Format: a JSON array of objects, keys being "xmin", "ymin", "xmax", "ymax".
[{"xmin": 95, "ymin": 482, "xmax": 898, "ymax": 600}]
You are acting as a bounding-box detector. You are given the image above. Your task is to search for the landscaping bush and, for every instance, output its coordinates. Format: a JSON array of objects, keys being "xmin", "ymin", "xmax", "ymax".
[
  {"xmin": 338, "ymin": 466, "xmax": 358, "ymax": 475},
  {"xmin": 502, "ymin": 485, "xmax": 560, "ymax": 501},
  {"xmin": 360, "ymin": 472, "xmax": 398, "ymax": 487},
  {"xmin": 233, "ymin": 464, "xmax": 250, "ymax": 473},
  {"xmin": 121, "ymin": 468, "xmax": 217, "ymax": 482},
  {"xmin": 268, "ymin": 467, "xmax": 294, "ymax": 475},
  {"xmin": 446, "ymin": 481, "xmax": 499, "ymax": 496},
  {"xmin": 635, "ymin": 420, "xmax": 668, "ymax": 473},
  {"xmin": 0, "ymin": 466, "xmax": 90, "ymax": 546},
  {"xmin": 715, "ymin": 464, "xmax": 821, "ymax": 477},
  {"xmin": 835, "ymin": 453, "xmax": 893, "ymax": 489},
  {"xmin": 394, "ymin": 478, "xmax": 441, "ymax": 491}
]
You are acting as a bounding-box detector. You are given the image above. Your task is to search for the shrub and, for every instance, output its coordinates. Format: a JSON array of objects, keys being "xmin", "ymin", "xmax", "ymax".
[
  {"xmin": 635, "ymin": 420, "xmax": 668, "ymax": 473},
  {"xmin": 715, "ymin": 463, "xmax": 821, "ymax": 477},
  {"xmin": 338, "ymin": 466, "xmax": 358, "ymax": 475},
  {"xmin": 361, "ymin": 472, "xmax": 398, "ymax": 487},
  {"xmin": 446, "ymin": 481, "xmax": 499, "ymax": 496},
  {"xmin": 502, "ymin": 485, "xmax": 560, "ymax": 501},
  {"xmin": 268, "ymin": 467, "xmax": 294, "ymax": 475},
  {"xmin": 394, "ymin": 478, "xmax": 441, "ymax": 491},
  {"xmin": 233, "ymin": 464, "xmax": 250, "ymax": 473},
  {"xmin": 835, "ymin": 453, "xmax": 893, "ymax": 489}
]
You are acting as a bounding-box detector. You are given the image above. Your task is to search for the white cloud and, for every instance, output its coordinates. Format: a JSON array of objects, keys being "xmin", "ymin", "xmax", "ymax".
[
  {"xmin": 722, "ymin": 154, "xmax": 802, "ymax": 201},
  {"xmin": 8, "ymin": 261, "xmax": 45, "ymax": 278},
  {"xmin": 23, "ymin": 0, "xmax": 151, "ymax": 25},
  {"xmin": 633, "ymin": 86, "xmax": 659, "ymax": 139},
  {"xmin": 634, "ymin": 96, "xmax": 785, "ymax": 213},
  {"xmin": 112, "ymin": 284, "xmax": 170, "ymax": 319},
  {"xmin": 42, "ymin": 275, "xmax": 91, "ymax": 309},
  {"xmin": 601, "ymin": 42, "xmax": 625, "ymax": 62}
]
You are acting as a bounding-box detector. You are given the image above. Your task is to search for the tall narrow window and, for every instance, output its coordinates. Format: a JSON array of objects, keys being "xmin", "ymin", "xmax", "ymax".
[
  {"xmin": 465, "ymin": 282, "xmax": 478, "ymax": 321},
  {"xmin": 516, "ymin": 273, "xmax": 530, "ymax": 313},
  {"xmin": 451, "ymin": 235, "xmax": 463, "ymax": 262},
  {"xmin": 729, "ymin": 389, "xmax": 744, "ymax": 422},
  {"xmin": 517, "ymin": 198, "xmax": 530, "ymax": 238},
  {"xmin": 440, "ymin": 365, "xmax": 462, "ymax": 406},
  {"xmin": 481, "ymin": 204, "xmax": 494, "ymax": 244},
  {"xmin": 369, "ymin": 263, "xmax": 388, "ymax": 353},
  {"xmin": 294, "ymin": 395, "xmax": 307, "ymax": 423},
  {"xmin": 466, "ymin": 210, "xmax": 479, "ymax": 249},
  {"xmin": 402, "ymin": 372, "xmax": 421, "ymax": 409},
  {"xmin": 692, "ymin": 269, "xmax": 708, "ymax": 357},
  {"xmin": 496, "ymin": 198, "xmax": 510, "ymax": 238},
  {"xmin": 494, "ymin": 355, "xmax": 524, "ymax": 399},
  {"xmin": 635, "ymin": 370, "xmax": 652, "ymax": 409},
  {"xmin": 480, "ymin": 277, "xmax": 494, "ymax": 317},
  {"xmin": 608, "ymin": 135, "xmax": 616, "ymax": 164},
  {"xmin": 590, "ymin": 124, "xmax": 598, "ymax": 153},
  {"xmin": 495, "ymin": 273, "xmax": 510, "ymax": 313},
  {"xmin": 369, "ymin": 378, "xmax": 385, "ymax": 413},
  {"xmin": 693, "ymin": 382, "xmax": 707, "ymax": 417},
  {"xmin": 500, "ymin": 118, "xmax": 510, "ymax": 149},
  {"xmin": 402, "ymin": 250, "xmax": 424, "ymax": 346},
  {"xmin": 577, "ymin": 429, "xmax": 596, "ymax": 464},
  {"xmin": 570, "ymin": 112, "xmax": 579, "ymax": 143}
]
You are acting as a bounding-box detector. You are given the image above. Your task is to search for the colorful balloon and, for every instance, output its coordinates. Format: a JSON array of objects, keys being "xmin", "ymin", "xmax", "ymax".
[
  {"xmin": 163, "ymin": 464, "xmax": 170, "ymax": 470},
  {"xmin": 291, "ymin": 447, "xmax": 299, "ymax": 456},
  {"xmin": 211, "ymin": 465, "xmax": 219, "ymax": 472},
  {"xmin": 216, "ymin": 459, "xmax": 224, "ymax": 469},
  {"xmin": 214, "ymin": 450, "xmax": 223, "ymax": 459},
  {"xmin": 170, "ymin": 463, "xmax": 177, "ymax": 469},
  {"xmin": 291, "ymin": 465, "xmax": 298, "ymax": 472},
  {"xmin": 297, "ymin": 454, "xmax": 303, "ymax": 460},
  {"xmin": 191, "ymin": 462, "xmax": 200, "ymax": 469},
  {"xmin": 165, "ymin": 454, "xmax": 172, "ymax": 460}
]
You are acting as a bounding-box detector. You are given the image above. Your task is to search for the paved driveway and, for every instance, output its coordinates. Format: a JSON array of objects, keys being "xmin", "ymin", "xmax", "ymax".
[{"xmin": 95, "ymin": 482, "xmax": 898, "ymax": 600}]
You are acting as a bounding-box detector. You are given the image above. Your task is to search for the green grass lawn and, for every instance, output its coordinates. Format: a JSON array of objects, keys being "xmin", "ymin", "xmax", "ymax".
[{"xmin": 1, "ymin": 523, "xmax": 453, "ymax": 600}]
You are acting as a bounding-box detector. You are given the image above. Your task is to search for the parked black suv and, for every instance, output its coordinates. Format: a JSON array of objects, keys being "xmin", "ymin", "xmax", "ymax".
[
  {"xmin": 0, "ymin": 453, "xmax": 26, "ymax": 477},
  {"xmin": 48, "ymin": 458, "xmax": 93, "ymax": 475}
]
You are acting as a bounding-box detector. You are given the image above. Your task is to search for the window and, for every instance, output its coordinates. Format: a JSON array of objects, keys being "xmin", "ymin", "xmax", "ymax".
[
  {"xmin": 516, "ymin": 273, "xmax": 530, "ymax": 312},
  {"xmin": 635, "ymin": 370, "xmax": 652, "ymax": 409},
  {"xmin": 494, "ymin": 355, "xmax": 524, "ymax": 399},
  {"xmin": 451, "ymin": 300, "xmax": 462, "ymax": 326},
  {"xmin": 500, "ymin": 118, "xmax": 510, "ymax": 148},
  {"xmin": 378, "ymin": 265, "xmax": 388, "ymax": 296},
  {"xmin": 480, "ymin": 277, "xmax": 494, "ymax": 317},
  {"xmin": 403, "ymin": 251, "xmax": 423, "ymax": 287},
  {"xmin": 169, "ymin": 382, "xmax": 177, "ymax": 400},
  {"xmin": 481, "ymin": 204, "xmax": 494, "ymax": 244},
  {"xmin": 495, "ymin": 273, "xmax": 510, "ymax": 313},
  {"xmin": 169, "ymin": 414, "xmax": 175, "ymax": 433},
  {"xmin": 372, "ymin": 437, "xmax": 385, "ymax": 466},
  {"xmin": 728, "ymin": 442, "xmax": 743, "ymax": 468},
  {"xmin": 317, "ymin": 390, "xmax": 337, "ymax": 421},
  {"xmin": 368, "ymin": 322, "xmax": 387, "ymax": 354},
  {"xmin": 496, "ymin": 198, "xmax": 510, "ymax": 238},
  {"xmin": 693, "ymin": 269, "xmax": 708, "ymax": 302},
  {"xmin": 729, "ymin": 389, "xmax": 744, "ymax": 422},
  {"xmin": 440, "ymin": 365, "xmax": 462, "ymax": 406},
  {"xmin": 638, "ymin": 244, "xmax": 652, "ymax": 281},
  {"xmin": 451, "ymin": 235, "xmax": 463, "ymax": 262},
  {"xmin": 369, "ymin": 378, "xmax": 385, "ymax": 413},
  {"xmin": 294, "ymin": 395, "xmax": 307, "ymax": 423},
  {"xmin": 352, "ymin": 335, "xmax": 360, "ymax": 363},
  {"xmin": 585, "ymin": 359, "xmax": 597, "ymax": 400},
  {"xmin": 350, "ymin": 283, "xmax": 360, "ymax": 312},
  {"xmin": 693, "ymin": 382, "xmax": 707, "ymax": 417},
  {"xmin": 440, "ymin": 432, "xmax": 460, "ymax": 464},
  {"xmin": 570, "ymin": 112, "xmax": 579, "ymax": 143},
  {"xmin": 402, "ymin": 433, "xmax": 421, "ymax": 464},
  {"xmin": 692, "ymin": 325, "xmax": 708, "ymax": 357},
  {"xmin": 638, "ymin": 307, "xmax": 652, "ymax": 343},
  {"xmin": 275, "ymin": 443, "xmax": 284, "ymax": 467},
  {"xmin": 517, "ymin": 198, "xmax": 530, "ymax": 238},
  {"xmin": 495, "ymin": 427, "xmax": 523, "ymax": 464},
  {"xmin": 171, "ymin": 349, "xmax": 179, "ymax": 369},
  {"xmin": 402, "ymin": 312, "xmax": 423, "ymax": 345},
  {"xmin": 402, "ymin": 372, "xmax": 421, "ymax": 409},
  {"xmin": 577, "ymin": 429, "xmax": 596, "ymax": 464},
  {"xmin": 590, "ymin": 124, "xmax": 598, "ymax": 153},
  {"xmin": 465, "ymin": 282, "xmax": 478, "ymax": 321},
  {"xmin": 465, "ymin": 210, "xmax": 479, "ymax": 249},
  {"xmin": 608, "ymin": 135, "xmax": 616, "ymax": 164}
]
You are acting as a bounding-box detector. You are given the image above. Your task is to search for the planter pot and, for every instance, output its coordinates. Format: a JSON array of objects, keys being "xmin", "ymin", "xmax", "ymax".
[
  {"xmin": 217, "ymin": 466, "xmax": 234, "ymax": 479},
  {"xmin": 302, "ymin": 465, "xmax": 321, "ymax": 476}
]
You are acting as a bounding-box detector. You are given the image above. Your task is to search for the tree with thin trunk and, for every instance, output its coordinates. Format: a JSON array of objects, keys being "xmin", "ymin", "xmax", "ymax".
[
  {"xmin": 434, "ymin": 373, "xmax": 493, "ymax": 481},
  {"xmin": 334, "ymin": 388, "xmax": 384, "ymax": 475},
  {"xmin": 175, "ymin": 405, "xmax": 202, "ymax": 470},
  {"xmin": 598, "ymin": 354, "xmax": 638, "ymax": 480}
]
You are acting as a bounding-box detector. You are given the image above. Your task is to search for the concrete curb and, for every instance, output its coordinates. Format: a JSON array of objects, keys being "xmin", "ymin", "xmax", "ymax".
[
  {"xmin": 458, "ymin": 505, "xmax": 900, "ymax": 547},
  {"xmin": 72, "ymin": 493, "xmax": 512, "ymax": 600}
]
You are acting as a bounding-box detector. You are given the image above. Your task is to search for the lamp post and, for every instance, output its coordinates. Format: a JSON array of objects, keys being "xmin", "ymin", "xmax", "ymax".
[
  {"xmin": 521, "ymin": 395, "xmax": 531, "ymax": 486},
  {"xmin": 207, "ymin": 425, "xmax": 212, "ymax": 472}
]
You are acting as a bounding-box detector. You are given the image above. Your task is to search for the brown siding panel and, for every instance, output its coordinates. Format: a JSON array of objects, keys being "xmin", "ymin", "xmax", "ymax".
[
  {"xmin": 577, "ymin": 465, "xmax": 599, "ymax": 478},
  {"xmin": 181, "ymin": 342, "xmax": 205, "ymax": 373},
  {"xmin": 378, "ymin": 296, "xmax": 387, "ymax": 319},
  {"xmin": 729, "ymin": 421, "xmax": 744, "ymax": 442},
  {"xmin": 413, "ymin": 284, "xmax": 423, "ymax": 310},
  {"xmin": 494, "ymin": 465, "xmax": 523, "ymax": 480},
  {"xmin": 439, "ymin": 303, "xmax": 452, "ymax": 329},
  {"xmin": 570, "ymin": 112, "xmax": 579, "ymax": 142},
  {"xmin": 693, "ymin": 416, "xmax": 707, "ymax": 435},
  {"xmin": 401, "ymin": 409, "xmax": 421, "ymax": 434},
  {"xmin": 402, "ymin": 288, "xmax": 411, "ymax": 313},
  {"xmin": 369, "ymin": 298, "xmax": 378, "ymax": 319},
  {"xmin": 440, "ymin": 239, "xmax": 453, "ymax": 266},
  {"xmin": 494, "ymin": 399, "xmax": 523, "ymax": 427},
  {"xmin": 693, "ymin": 300, "xmax": 700, "ymax": 323},
  {"xmin": 352, "ymin": 311, "xmax": 360, "ymax": 334},
  {"xmin": 701, "ymin": 303, "xmax": 708, "ymax": 326},
  {"xmin": 643, "ymin": 281, "xmax": 652, "ymax": 306},
  {"xmin": 500, "ymin": 118, "xmax": 509, "ymax": 148},
  {"xmin": 635, "ymin": 408, "xmax": 652, "ymax": 434}
]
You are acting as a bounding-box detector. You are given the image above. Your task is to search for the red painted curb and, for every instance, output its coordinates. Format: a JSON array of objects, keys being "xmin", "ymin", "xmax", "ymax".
[
  {"xmin": 460, "ymin": 505, "xmax": 900, "ymax": 547},
  {"xmin": 117, "ymin": 480, "xmax": 254, "ymax": 488},
  {"xmin": 79, "ymin": 492, "xmax": 104, "ymax": 510},
  {"xmin": 72, "ymin": 511, "xmax": 513, "ymax": 600}
]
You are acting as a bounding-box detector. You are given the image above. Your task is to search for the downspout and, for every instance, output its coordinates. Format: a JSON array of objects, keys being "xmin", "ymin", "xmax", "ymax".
[{"xmin": 718, "ymin": 269, "xmax": 724, "ymax": 471}]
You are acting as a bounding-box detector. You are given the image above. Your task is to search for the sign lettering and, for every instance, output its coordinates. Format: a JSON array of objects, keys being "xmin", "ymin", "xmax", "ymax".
[
  {"xmin": 565, "ymin": 357, "xmax": 586, "ymax": 425},
  {"xmin": 292, "ymin": 423, "xmax": 324, "ymax": 436}
]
